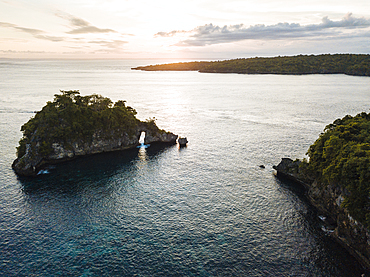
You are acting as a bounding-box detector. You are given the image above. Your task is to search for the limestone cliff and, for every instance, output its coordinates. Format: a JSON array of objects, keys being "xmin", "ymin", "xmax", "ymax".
[
  {"xmin": 12, "ymin": 90, "xmax": 178, "ymax": 176},
  {"xmin": 274, "ymin": 158, "xmax": 370, "ymax": 270},
  {"xmin": 12, "ymin": 123, "xmax": 177, "ymax": 177}
]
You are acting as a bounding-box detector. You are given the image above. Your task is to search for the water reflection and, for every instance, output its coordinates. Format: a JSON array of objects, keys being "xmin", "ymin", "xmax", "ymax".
[
  {"xmin": 136, "ymin": 146, "xmax": 149, "ymax": 171},
  {"xmin": 138, "ymin": 147, "xmax": 148, "ymax": 161},
  {"xmin": 18, "ymin": 144, "xmax": 172, "ymax": 195},
  {"xmin": 17, "ymin": 144, "xmax": 177, "ymax": 247}
]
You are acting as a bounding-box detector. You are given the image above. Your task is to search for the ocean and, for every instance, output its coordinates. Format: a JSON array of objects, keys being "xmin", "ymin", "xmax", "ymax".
[{"xmin": 1, "ymin": 59, "xmax": 370, "ymax": 276}]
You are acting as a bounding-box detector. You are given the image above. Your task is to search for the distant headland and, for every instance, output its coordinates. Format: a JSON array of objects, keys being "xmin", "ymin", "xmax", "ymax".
[
  {"xmin": 132, "ymin": 54, "xmax": 370, "ymax": 76},
  {"xmin": 12, "ymin": 90, "xmax": 178, "ymax": 176}
]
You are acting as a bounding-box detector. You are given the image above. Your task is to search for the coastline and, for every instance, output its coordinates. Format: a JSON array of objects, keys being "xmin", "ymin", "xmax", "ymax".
[
  {"xmin": 12, "ymin": 91, "xmax": 179, "ymax": 177},
  {"xmin": 133, "ymin": 67, "xmax": 369, "ymax": 77},
  {"xmin": 273, "ymin": 158, "xmax": 370, "ymax": 272},
  {"xmin": 132, "ymin": 54, "xmax": 370, "ymax": 77}
]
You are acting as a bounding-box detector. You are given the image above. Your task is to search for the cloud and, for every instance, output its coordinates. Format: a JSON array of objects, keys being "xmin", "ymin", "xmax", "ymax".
[
  {"xmin": 155, "ymin": 30, "xmax": 188, "ymax": 37},
  {"xmin": 69, "ymin": 16, "xmax": 90, "ymax": 28},
  {"xmin": 67, "ymin": 26, "xmax": 117, "ymax": 34},
  {"xmin": 0, "ymin": 50, "xmax": 53, "ymax": 54},
  {"xmin": 0, "ymin": 22, "xmax": 65, "ymax": 41},
  {"xmin": 0, "ymin": 22, "xmax": 42, "ymax": 35},
  {"xmin": 156, "ymin": 13, "xmax": 370, "ymax": 46},
  {"xmin": 56, "ymin": 13, "xmax": 117, "ymax": 34},
  {"xmin": 89, "ymin": 40, "xmax": 128, "ymax": 50},
  {"xmin": 35, "ymin": 35, "xmax": 64, "ymax": 42}
]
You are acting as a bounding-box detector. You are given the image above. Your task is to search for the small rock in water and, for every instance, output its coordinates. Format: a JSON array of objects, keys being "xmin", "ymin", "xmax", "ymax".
[
  {"xmin": 178, "ymin": 137, "xmax": 188, "ymax": 146},
  {"xmin": 259, "ymin": 165, "xmax": 265, "ymax": 169}
]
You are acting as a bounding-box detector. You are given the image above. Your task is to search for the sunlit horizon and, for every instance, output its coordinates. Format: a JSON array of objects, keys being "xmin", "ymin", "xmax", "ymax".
[{"xmin": 1, "ymin": 0, "xmax": 369, "ymax": 59}]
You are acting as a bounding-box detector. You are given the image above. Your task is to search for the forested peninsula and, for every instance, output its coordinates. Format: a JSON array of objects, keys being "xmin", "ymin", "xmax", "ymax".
[
  {"xmin": 12, "ymin": 90, "xmax": 178, "ymax": 176},
  {"xmin": 274, "ymin": 112, "xmax": 370, "ymax": 269},
  {"xmin": 132, "ymin": 54, "xmax": 370, "ymax": 76}
]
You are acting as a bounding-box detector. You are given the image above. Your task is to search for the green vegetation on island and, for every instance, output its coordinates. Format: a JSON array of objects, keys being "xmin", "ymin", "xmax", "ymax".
[
  {"xmin": 13, "ymin": 90, "xmax": 178, "ymax": 176},
  {"xmin": 17, "ymin": 90, "xmax": 141, "ymax": 158},
  {"xmin": 305, "ymin": 112, "xmax": 370, "ymax": 228},
  {"xmin": 273, "ymin": 113, "xmax": 370, "ymax": 268},
  {"xmin": 132, "ymin": 54, "xmax": 370, "ymax": 76}
]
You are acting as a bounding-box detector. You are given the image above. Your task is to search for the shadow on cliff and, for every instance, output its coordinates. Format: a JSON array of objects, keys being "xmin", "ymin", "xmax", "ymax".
[
  {"xmin": 17, "ymin": 143, "xmax": 176, "ymax": 194},
  {"xmin": 273, "ymin": 175, "xmax": 368, "ymax": 276},
  {"xmin": 274, "ymin": 174, "xmax": 339, "ymax": 234},
  {"xmin": 274, "ymin": 174, "xmax": 307, "ymax": 198}
]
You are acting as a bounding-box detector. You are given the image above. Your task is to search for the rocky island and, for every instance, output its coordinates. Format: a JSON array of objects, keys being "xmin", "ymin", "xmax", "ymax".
[
  {"xmin": 12, "ymin": 90, "xmax": 178, "ymax": 176},
  {"xmin": 132, "ymin": 54, "xmax": 370, "ymax": 76},
  {"xmin": 274, "ymin": 112, "xmax": 370, "ymax": 270}
]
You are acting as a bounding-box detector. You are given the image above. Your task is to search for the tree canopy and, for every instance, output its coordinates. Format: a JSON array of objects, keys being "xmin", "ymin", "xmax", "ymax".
[
  {"xmin": 17, "ymin": 90, "xmax": 140, "ymax": 158},
  {"xmin": 132, "ymin": 54, "xmax": 370, "ymax": 76},
  {"xmin": 306, "ymin": 112, "xmax": 370, "ymax": 227}
]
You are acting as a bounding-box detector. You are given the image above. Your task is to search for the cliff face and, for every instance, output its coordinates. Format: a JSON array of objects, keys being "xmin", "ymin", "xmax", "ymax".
[
  {"xmin": 12, "ymin": 124, "xmax": 177, "ymax": 177},
  {"xmin": 12, "ymin": 91, "xmax": 179, "ymax": 177},
  {"xmin": 274, "ymin": 158, "xmax": 370, "ymax": 269}
]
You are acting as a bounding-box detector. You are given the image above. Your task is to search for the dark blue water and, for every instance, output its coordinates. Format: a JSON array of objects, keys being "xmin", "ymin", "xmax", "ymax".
[{"xmin": 1, "ymin": 60, "xmax": 370, "ymax": 276}]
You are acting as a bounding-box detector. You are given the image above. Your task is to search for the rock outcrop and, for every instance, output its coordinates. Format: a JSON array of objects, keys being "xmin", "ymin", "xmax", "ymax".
[
  {"xmin": 12, "ymin": 91, "xmax": 179, "ymax": 177},
  {"xmin": 273, "ymin": 158, "xmax": 312, "ymax": 188},
  {"xmin": 274, "ymin": 158, "xmax": 370, "ymax": 270},
  {"xmin": 12, "ymin": 122, "xmax": 177, "ymax": 177},
  {"xmin": 178, "ymin": 137, "xmax": 188, "ymax": 147}
]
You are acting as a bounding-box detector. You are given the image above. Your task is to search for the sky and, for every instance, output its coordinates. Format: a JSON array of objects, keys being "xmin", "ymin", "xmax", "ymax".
[{"xmin": 0, "ymin": 0, "xmax": 370, "ymax": 59}]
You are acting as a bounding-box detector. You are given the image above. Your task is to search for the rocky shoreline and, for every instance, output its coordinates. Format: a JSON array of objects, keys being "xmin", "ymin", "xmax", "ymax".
[
  {"xmin": 12, "ymin": 91, "xmax": 180, "ymax": 177},
  {"xmin": 274, "ymin": 158, "xmax": 370, "ymax": 271},
  {"xmin": 12, "ymin": 124, "xmax": 178, "ymax": 177}
]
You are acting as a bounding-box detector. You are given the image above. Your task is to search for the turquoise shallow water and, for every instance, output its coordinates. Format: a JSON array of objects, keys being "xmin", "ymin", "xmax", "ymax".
[{"xmin": 1, "ymin": 59, "xmax": 370, "ymax": 276}]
